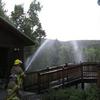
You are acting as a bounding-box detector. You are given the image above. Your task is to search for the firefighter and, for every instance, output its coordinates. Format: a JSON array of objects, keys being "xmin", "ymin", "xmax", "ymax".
[
  {"xmin": 6, "ymin": 79, "xmax": 20, "ymax": 100},
  {"xmin": 6, "ymin": 59, "xmax": 25, "ymax": 100},
  {"xmin": 11, "ymin": 59, "xmax": 25, "ymax": 87}
]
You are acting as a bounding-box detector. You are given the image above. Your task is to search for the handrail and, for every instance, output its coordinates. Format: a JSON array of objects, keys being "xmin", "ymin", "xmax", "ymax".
[{"xmin": 24, "ymin": 62, "xmax": 100, "ymax": 93}]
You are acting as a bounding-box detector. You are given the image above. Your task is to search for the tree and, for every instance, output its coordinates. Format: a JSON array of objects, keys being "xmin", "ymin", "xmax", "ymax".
[
  {"xmin": 0, "ymin": 0, "xmax": 7, "ymax": 17},
  {"xmin": 11, "ymin": 5, "xmax": 25, "ymax": 30},
  {"xmin": 10, "ymin": 0, "xmax": 46, "ymax": 45},
  {"xmin": 27, "ymin": 0, "xmax": 46, "ymax": 43},
  {"xmin": 10, "ymin": 1, "xmax": 46, "ymax": 60}
]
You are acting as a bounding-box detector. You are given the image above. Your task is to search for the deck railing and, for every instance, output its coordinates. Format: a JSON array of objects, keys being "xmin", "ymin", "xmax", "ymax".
[{"xmin": 24, "ymin": 62, "xmax": 100, "ymax": 92}]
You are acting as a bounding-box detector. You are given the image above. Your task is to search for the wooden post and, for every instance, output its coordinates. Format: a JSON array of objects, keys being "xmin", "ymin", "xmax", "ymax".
[
  {"xmin": 37, "ymin": 72, "xmax": 41, "ymax": 93},
  {"xmin": 97, "ymin": 65, "xmax": 100, "ymax": 100},
  {"xmin": 97, "ymin": 65, "xmax": 100, "ymax": 88},
  {"xmin": 81, "ymin": 64, "xmax": 84, "ymax": 90},
  {"xmin": 47, "ymin": 73, "xmax": 50, "ymax": 89},
  {"xmin": 62, "ymin": 67, "xmax": 65, "ymax": 88}
]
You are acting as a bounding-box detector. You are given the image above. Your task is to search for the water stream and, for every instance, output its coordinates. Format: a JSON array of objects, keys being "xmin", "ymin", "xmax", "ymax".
[
  {"xmin": 25, "ymin": 39, "xmax": 50, "ymax": 71},
  {"xmin": 71, "ymin": 41, "xmax": 83, "ymax": 63},
  {"xmin": 25, "ymin": 40, "xmax": 84, "ymax": 71}
]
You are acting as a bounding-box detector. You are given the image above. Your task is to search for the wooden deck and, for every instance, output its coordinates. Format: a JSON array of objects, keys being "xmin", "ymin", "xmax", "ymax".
[
  {"xmin": 0, "ymin": 62, "xmax": 98, "ymax": 99},
  {"xmin": 24, "ymin": 62, "xmax": 100, "ymax": 93}
]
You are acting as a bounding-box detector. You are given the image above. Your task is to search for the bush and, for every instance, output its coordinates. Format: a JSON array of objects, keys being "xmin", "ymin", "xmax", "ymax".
[{"xmin": 41, "ymin": 86, "xmax": 98, "ymax": 100}]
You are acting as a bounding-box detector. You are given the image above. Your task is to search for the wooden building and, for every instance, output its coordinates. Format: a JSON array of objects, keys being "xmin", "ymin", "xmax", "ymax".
[{"xmin": 0, "ymin": 17, "xmax": 34, "ymax": 79}]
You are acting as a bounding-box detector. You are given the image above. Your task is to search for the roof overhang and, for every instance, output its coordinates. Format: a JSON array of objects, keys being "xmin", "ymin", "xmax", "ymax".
[{"xmin": 0, "ymin": 16, "xmax": 35, "ymax": 46}]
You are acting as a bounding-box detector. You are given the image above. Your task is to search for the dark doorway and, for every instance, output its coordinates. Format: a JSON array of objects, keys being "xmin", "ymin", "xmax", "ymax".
[{"xmin": 0, "ymin": 47, "xmax": 8, "ymax": 79}]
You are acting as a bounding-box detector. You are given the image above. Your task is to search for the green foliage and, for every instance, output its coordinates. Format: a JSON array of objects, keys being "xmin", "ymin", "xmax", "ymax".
[
  {"xmin": 0, "ymin": 0, "xmax": 5, "ymax": 16},
  {"xmin": 10, "ymin": 0, "xmax": 46, "ymax": 45},
  {"xmin": 83, "ymin": 47, "xmax": 100, "ymax": 62},
  {"xmin": 41, "ymin": 86, "xmax": 98, "ymax": 100},
  {"xmin": 11, "ymin": 5, "xmax": 25, "ymax": 29},
  {"xmin": 0, "ymin": 0, "xmax": 8, "ymax": 18},
  {"xmin": 84, "ymin": 85, "xmax": 98, "ymax": 100},
  {"xmin": 28, "ymin": 0, "xmax": 45, "ymax": 43},
  {"xmin": 10, "ymin": 0, "xmax": 46, "ymax": 60}
]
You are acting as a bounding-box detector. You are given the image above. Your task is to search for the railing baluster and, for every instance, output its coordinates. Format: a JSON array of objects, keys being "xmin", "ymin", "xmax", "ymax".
[
  {"xmin": 24, "ymin": 62, "xmax": 100, "ymax": 92},
  {"xmin": 37, "ymin": 72, "xmax": 41, "ymax": 93},
  {"xmin": 62, "ymin": 66, "xmax": 65, "ymax": 88},
  {"xmin": 81, "ymin": 64, "xmax": 84, "ymax": 90}
]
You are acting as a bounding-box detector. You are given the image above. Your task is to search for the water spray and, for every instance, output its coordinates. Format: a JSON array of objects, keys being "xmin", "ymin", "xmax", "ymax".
[
  {"xmin": 25, "ymin": 39, "xmax": 50, "ymax": 71},
  {"xmin": 71, "ymin": 41, "xmax": 83, "ymax": 64}
]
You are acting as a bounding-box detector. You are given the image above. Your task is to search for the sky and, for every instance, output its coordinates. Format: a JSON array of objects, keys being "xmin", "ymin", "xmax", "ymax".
[{"xmin": 3, "ymin": 0, "xmax": 100, "ymax": 41}]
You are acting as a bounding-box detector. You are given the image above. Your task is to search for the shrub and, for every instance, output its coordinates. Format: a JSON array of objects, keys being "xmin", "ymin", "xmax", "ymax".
[{"xmin": 41, "ymin": 86, "xmax": 98, "ymax": 100}]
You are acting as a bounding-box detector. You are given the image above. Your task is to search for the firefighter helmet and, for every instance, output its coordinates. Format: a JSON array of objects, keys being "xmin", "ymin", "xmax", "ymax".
[{"xmin": 14, "ymin": 59, "xmax": 22, "ymax": 65}]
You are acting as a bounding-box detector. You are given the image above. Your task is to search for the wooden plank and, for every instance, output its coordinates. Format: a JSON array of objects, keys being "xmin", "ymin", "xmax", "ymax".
[{"xmin": 24, "ymin": 62, "xmax": 100, "ymax": 92}]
